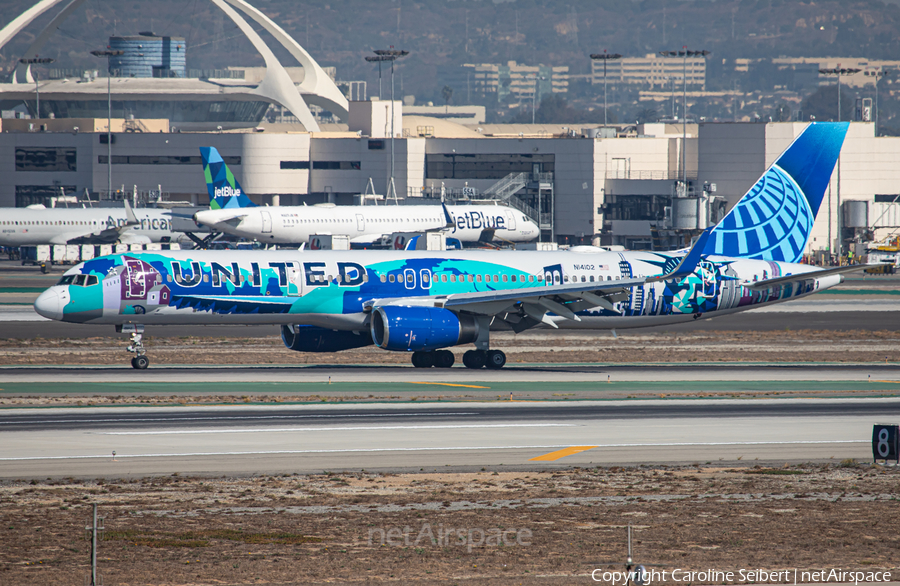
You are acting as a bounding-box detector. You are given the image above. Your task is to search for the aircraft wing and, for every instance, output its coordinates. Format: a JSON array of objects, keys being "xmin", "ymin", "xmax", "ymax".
[
  {"xmin": 55, "ymin": 200, "xmax": 148, "ymax": 245},
  {"xmin": 744, "ymin": 264, "xmax": 889, "ymax": 291},
  {"xmin": 367, "ymin": 235, "xmax": 708, "ymax": 331}
]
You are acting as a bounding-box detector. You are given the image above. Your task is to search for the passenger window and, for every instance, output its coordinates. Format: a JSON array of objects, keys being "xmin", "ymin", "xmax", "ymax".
[
  {"xmin": 363, "ymin": 273, "xmax": 369, "ymax": 283},
  {"xmin": 502, "ymin": 274, "xmax": 508, "ymax": 282},
  {"xmin": 450, "ymin": 274, "xmax": 456, "ymax": 283},
  {"xmin": 538, "ymin": 274, "xmax": 544, "ymax": 282},
  {"xmin": 380, "ymin": 274, "xmax": 386, "ymax": 283},
  {"xmin": 581, "ymin": 275, "xmax": 586, "ymax": 283},
  {"xmin": 511, "ymin": 275, "xmax": 517, "ymax": 282},
  {"xmin": 167, "ymin": 274, "xmax": 173, "ymax": 283},
  {"xmin": 406, "ymin": 273, "xmax": 413, "ymax": 283},
  {"xmin": 441, "ymin": 274, "xmax": 447, "ymax": 283},
  {"xmin": 529, "ymin": 275, "xmax": 535, "ymax": 282},
  {"xmin": 389, "ymin": 274, "xmax": 396, "ymax": 283},
  {"xmin": 590, "ymin": 275, "xmax": 595, "ymax": 282},
  {"xmin": 564, "ymin": 275, "xmax": 569, "ymax": 283},
  {"xmin": 468, "ymin": 275, "xmax": 474, "ymax": 283},
  {"xmin": 476, "ymin": 275, "xmax": 482, "ymax": 282}
]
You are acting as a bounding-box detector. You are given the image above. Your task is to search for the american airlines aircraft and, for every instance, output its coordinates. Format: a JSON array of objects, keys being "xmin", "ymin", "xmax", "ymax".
[
  {"xmin": 192, "ymin": 147, "xmax": 540, "ymax": 245},
  {"xmin": 35, "ymin": 123, "xmax": 871, "ymax": 370},
  {"xmin": 0, "ymin": 200, "xmax": 187, "ymax": 246}
]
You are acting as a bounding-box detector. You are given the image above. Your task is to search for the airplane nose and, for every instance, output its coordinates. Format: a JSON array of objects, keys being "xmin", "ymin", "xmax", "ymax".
[{"xmin": 34, "ymin": 288, "xmax": 63, "ymax": 321}]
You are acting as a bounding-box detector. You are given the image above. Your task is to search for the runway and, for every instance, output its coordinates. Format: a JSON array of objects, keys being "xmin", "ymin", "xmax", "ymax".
[{"xmin": 0, "ymin": 398, "xmax": 896, "ymax": 477}]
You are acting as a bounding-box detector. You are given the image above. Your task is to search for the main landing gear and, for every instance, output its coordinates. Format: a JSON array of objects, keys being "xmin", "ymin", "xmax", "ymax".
[
  {"xmin": 117, "ymin": 324, "xmax": 150, "ymax": 369},
  {"xmin": 411, "ymin": 349, "xmax": 455, "ymax": 368},
  {"xmin": 463, "ymin": 349, "xmax": 506, "ymax": 370},
  {"xmin": 410, "ymin": 349, "xmax": 506, "ymax": 369}
]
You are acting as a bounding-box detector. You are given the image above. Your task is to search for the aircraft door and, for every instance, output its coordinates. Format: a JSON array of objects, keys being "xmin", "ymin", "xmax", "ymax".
[
  {"xmin": 286, "ymin": 262, "xmax": 302, "ymax": 296},
  {"xmin": 505, "ymin": 210, "xmax": 517, "ymax": 231},
  {"xmin": 261, "ymin": 211, "xmax": 273, "ymax": 234},
  {"xmin": 356, "ymin": 213, "xmax": 365, "ymax": 232}
]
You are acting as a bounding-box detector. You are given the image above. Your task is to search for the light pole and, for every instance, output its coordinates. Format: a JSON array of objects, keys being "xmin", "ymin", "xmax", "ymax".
[
  {"xmin": 590, "ymin": 51, "xmax": 622, "ymax": 127},
  {"xmin": 530, "ymin": 74, "xmax": 544, "ymax": 124},
  {"xmin": 368, "ymin": 49, "xmax": 408, "ymax": 202},
  {"xmin": 865, "ymin": 68, "xmax": 891, "ymax": 137},
  {"xmin": 660, "ymin": 48, "xmax": 709, "ymax": 196},
  {"xmin": 818, "ymin": 66, "xmax": 861, "ymax": 259},
  {"xmin": 18, "ymin": 57, "xmax": 54, "ymax": 119},
  {"xmin": 91, "ymin": 49, "xmax": 124, "ymax": 199}
]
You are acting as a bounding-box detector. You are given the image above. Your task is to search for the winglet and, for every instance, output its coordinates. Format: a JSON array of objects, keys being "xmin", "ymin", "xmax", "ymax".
[
  {"xmin": 122, "ymin": 198, "xmax": 139, "ymax": 226},
  {"xmin": 442, "ymin": 202, "xmax": 455, "ymax": 228},
  {"xmin": 648, "ymin": 227, "xmax": 712, "ymax": 283}
]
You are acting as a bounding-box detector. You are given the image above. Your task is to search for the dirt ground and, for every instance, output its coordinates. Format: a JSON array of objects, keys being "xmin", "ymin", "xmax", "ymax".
[
  {"xmin": 2, "ymin": 329, "xmax": 899, "ymax": 366},
  {"xmin": 0, "ymin": 464, "xmax": 897, "ymax": 585}
]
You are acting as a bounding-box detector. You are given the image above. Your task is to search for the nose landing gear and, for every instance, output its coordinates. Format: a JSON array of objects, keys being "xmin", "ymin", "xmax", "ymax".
[{"xmin": 117, "ymin": 324, "xmax": 150, "ymax": 369}]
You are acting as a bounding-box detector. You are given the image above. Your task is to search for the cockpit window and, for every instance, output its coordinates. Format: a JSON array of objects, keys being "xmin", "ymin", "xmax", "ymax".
[{"xmin": 59, "ymin": 274, "xmax": 100, "ymax": 287}]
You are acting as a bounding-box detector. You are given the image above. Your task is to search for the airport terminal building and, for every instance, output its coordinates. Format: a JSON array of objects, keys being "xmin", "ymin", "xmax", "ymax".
[{"xmin": 1, "ymin": 0, "xmax": 899, "ymax": 256}]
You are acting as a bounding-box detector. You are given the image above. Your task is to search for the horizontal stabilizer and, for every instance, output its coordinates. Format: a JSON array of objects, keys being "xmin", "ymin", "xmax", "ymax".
[{"xmin": 745, "ymin": 264, "xmax": 890, "ymax": 291}]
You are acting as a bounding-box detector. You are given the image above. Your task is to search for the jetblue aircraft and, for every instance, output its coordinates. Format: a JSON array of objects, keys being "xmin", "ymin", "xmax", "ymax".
[
  {"xmin": 0, "ymin": 200, "xmax": 186, "ymax": 246},
  {"xmin": 35, "ymin": 123, "xmax": 867, "ymax": 370},
  {"xmin": 192, "ymin": 147, "xmax": 539, "ymax": 245}
]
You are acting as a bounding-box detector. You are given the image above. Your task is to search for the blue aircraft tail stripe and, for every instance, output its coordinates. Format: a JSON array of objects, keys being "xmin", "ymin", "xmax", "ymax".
[{"xmin": 703, "ymin": 122, "xmax": 848, "ymax": 263}]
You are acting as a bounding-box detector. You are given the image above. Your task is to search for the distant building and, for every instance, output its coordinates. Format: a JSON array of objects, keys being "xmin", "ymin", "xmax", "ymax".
[
  {"xmin": 590, "ymin": 54, "xmax": 707, "ymax": 90},
  {"xmin": 462, "ymin": 61, "xmax": 569, "ymax": 102},
  {"xmin": 108, "ymin": 34, "xmax": 186, "ymax": 78}
]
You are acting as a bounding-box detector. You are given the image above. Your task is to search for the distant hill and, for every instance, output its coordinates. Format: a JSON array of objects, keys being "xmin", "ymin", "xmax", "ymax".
[{"xmin": 2, "ymin": 0, "xmax": 900, "ymax": 104}]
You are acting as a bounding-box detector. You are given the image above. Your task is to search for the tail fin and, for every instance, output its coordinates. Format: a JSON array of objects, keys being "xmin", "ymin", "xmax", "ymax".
[
  {"xmin": 702, "ymin": 121, "xmax": 849, "ymax": 262},
  {"xmin": 200, "ymin": 147, "xmax": 256, "ymax": 209}
]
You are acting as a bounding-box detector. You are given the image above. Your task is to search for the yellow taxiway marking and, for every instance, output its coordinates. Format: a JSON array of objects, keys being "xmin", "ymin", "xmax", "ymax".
[
  {"xmin": 407, "ymin": 382, "xmax": 491, "ymax": 389},
  {"xmin": 529, "ymin": 446, "xmax": 599, "ymax": 461}
]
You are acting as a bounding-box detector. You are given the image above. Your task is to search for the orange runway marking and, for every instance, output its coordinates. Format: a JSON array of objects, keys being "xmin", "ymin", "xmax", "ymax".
[
  {"xmin": 407, "ymin": 382, "xmax": 491, "ymax": 389},
  {"xmin": 529, "ymin": 446, "xmax": 599, "ymax": 461}
]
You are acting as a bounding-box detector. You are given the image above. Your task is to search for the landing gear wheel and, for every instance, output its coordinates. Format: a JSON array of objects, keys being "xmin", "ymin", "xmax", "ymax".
[
  {"xmin": 434, "ymin": 350, "xmax": 455, "ymax": 368},
  {"xmin": 485, "ymin": 350, "xmax": 507, "ymax": 369},
  {"xmin": 132, "ymin": 355, "xmax": 149, "ymax": 370},
  {"xmin": 411, "ymin": 351, "xmax": 434, "ymax": 368},
  {"xmin": 462, "ymin": 350, "xmax": 487, "ymax": 369}
]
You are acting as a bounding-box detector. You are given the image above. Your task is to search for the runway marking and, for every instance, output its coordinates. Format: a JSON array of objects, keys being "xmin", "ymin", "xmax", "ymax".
[
  {"xmin": 0, "ymin": 440, "xmax": 868, "ymax": 462},
  {"xmin": 97, "ymin": 423, "xmax": 574, "ymax": 436},
  {"xmin": 407, "ymin": 382, "xmax": 490, "ymax": 389},
  {"xmin": 530, "ymin": 446, "xmax": 599, "ymax": 461},
  {"xmin": 0, "ymin": 412, "xmax": 478, "ymax": 427}
]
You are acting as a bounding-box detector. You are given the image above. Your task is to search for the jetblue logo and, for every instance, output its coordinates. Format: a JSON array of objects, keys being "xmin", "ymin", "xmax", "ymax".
[
  {"xmin": 449, "ymin": 211, "xmax": 506, "ymax": 233},
  {"xmin": 214, "ymin": 186, "xmax": 241, "ymax": 198}
]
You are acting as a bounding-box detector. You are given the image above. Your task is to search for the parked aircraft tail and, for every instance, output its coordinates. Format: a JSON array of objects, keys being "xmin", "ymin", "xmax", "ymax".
[
  {"xmin": 200, "ymin": 147, "xmax": 256, "ymax": 210},
  {"xmin": 702, "ymin": 121, "xmax": 849, "ymax": 263}
]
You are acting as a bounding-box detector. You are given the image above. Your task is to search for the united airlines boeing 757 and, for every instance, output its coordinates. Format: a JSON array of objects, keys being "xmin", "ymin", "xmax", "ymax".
[
  {"xmin": 35, "ymin": 123, "xmax": 871, "ymax": 370},
  {"xmin": 192, "ymin": 147, "xmax": 540, "ymax": 245}
]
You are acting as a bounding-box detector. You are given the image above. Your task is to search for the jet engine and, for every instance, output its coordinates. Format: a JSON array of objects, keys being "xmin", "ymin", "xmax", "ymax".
[
  {"xmin": 370, "ymin": 306, "xmax": 478, "ymax": 352},
  {"xmin": 281, "ymin": 325, "xmax": 372, "ymax": 352}
]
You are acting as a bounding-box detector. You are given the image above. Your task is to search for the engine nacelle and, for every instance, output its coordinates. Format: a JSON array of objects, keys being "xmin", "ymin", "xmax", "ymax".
[
  {"xmin": 370, "ymin": 306, "xmax": 478, "ymax": 352},
  {"xmin": 281, "ymin": 325, "xmax": 372, "ymax": 352}
]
